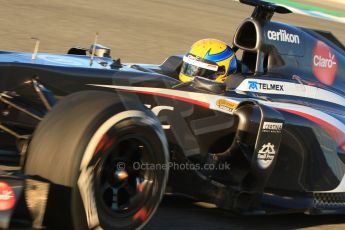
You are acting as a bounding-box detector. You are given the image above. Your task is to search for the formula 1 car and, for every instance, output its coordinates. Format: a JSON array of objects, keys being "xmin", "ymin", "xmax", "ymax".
[{"xmin": 0, "ymin": 0, "xmax": 344, "ymax": 229}]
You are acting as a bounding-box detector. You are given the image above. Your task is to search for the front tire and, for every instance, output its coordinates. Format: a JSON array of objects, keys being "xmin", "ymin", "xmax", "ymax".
[{"xmin": 25, "ymin": 90, "xmax": 169, "ymax": 229}]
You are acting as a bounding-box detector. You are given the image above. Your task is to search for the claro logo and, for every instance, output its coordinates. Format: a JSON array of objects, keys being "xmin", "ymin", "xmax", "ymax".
[
  {"xmin": 312, "ymin": 41, "xmax": 337, "ymax": 86},
  {"xmin": 313, "ymin": 47, "xmax": 337, "ymax": 69},
  {"xmin": 267, "ymin": 29, "xmax": 300, "ymax": 44},
  {"xmin": 314, "ymin": 54, "xmax": 336, "ymax": 69}
]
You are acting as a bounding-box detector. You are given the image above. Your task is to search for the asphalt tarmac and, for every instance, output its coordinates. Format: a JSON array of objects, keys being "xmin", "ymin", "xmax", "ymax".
[
  {"xmin": 0, "ymin": 0, "xmax": 344, "ymax": 64},
  {"xmin": 146, "ymin": 196, "xmax": 345, "ymax": 230},
  {"xmin": 1, "ymin": 0, "xmax": 345, "ymax": 229}
]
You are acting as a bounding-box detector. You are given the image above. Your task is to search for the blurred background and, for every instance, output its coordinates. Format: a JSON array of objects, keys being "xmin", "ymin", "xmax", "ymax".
[
  {"xmin": 1, "ymin": 1, "xmax": 344, "ymax": 229},
  {"xmin": 0, "ymin": 0, "xmax": 344, "ymax": 64}
]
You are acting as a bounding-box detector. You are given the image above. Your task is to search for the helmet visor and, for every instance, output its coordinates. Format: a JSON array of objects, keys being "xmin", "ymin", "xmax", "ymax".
[{"xmin": 181, "ymin": 54, "xmax": 219, "ymax": 80}]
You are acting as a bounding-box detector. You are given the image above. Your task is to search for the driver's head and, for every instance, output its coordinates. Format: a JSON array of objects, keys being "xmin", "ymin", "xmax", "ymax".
[{"xmin": 179, "ymin": 39, "xmax": 237, "ymax": 83}]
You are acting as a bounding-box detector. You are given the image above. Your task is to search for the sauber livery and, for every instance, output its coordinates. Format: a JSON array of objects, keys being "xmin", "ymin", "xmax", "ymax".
[{"xmin": 0, "ymin": 0, "xmax": 344, "ymax": 229}]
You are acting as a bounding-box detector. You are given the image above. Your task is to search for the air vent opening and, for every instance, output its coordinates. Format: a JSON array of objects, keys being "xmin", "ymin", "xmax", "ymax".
[{"xmin": 234, "ymin": 21, "xmax": 258, "ymax": 50}]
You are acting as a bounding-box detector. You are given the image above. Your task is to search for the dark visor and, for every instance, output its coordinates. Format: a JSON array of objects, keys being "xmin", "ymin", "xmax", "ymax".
[
  {"xmin": 180, "ymin": 62, "xmax": 218, "ymax": 80},
  {"xmin": 181, "ymin": 53, "xmax": 219, "ymax": 80}
]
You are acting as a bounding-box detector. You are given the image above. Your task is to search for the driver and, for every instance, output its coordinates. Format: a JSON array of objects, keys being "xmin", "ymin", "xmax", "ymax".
[{"xmin": 179, "ymin": 38, "xmax": 237, "ymax": 83}]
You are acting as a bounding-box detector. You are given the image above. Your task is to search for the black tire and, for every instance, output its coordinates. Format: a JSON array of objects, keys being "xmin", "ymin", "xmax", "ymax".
[{"xmin": 24, "ymin": 90, "xmax": 169, "ymax": 230}]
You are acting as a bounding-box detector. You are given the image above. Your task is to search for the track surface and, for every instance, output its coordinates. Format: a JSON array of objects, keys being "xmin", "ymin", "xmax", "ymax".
[
  {"xmin": 1, "ymin": 0, "xmax": 345, "ymax": 229},
  {"xmin": 147, "ymin": 196, "xmax": 345, "ymax": 230},
  {"xmin": 1, "ymin": 0, "xmax": 344, "ymax": 64}
]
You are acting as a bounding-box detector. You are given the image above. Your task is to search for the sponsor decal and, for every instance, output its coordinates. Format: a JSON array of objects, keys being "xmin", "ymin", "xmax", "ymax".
[
  {"xmin": 267, "ymin": 29, "xmax": 300, "ymax": 44},
  {"xmin": 236, "ymin": 79, "xmax": 345, "ymax": 106},
  {"xmin": 0, "ymin": 182, "xmax": 15, "ymax": 211},
  {"xmin": 257, "ymin": 142, "xmax": 276, "ymax": 169},
  {"xmin": 248, "ymin": 81, "xmax": 284, "ymax": 91},
  {"xmin": 215, "ymin": 99, "xmax": 238, "ymax": 112},
  {"xmin": 187, "ymin": 54, "xmax": 199, "ymax": 61},
  {"xmin": 312, "ymin": 41, "xmax": 337, "ymax": 86},
  {"xmin": 262, "ymin": 122, "xmax": 283, "ymax": 133},
  {"xmin": 183, "ymin": 55, "xmax": 218, "ymax": 71}
]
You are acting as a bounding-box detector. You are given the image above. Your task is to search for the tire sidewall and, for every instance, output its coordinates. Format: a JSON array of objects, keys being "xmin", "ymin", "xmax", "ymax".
[{"xmin": 72, "ymin": 108, "xmax": 169, "ymax": 230}]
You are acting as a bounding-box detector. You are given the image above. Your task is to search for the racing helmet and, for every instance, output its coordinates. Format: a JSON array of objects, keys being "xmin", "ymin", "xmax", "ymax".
[{"xmin": 179, "ymin": 39, "xmax": 237, "ymax": 83}]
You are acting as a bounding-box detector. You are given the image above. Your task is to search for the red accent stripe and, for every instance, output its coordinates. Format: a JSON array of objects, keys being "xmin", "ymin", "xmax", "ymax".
[
  {"xmin": 122, "ymin": 88, "xmax": 345, "ymax": 150},
  {"xmin": 122, "ymin": 89, "xmax": 210, "ymax": 108},
  {"xmin": 94, "ymin": 134, "xmax": 116, "ymax": 155},
  {"xmin": 279, "ymin": 108, "xmax": 345, "ymax": 150},
  {"xmin": 133, "ymin": 207, "xmax": 149, "ymax": 222},
  {"xmin": 95, "ymin": 134, "xmax": 110, "ymax": 154}
]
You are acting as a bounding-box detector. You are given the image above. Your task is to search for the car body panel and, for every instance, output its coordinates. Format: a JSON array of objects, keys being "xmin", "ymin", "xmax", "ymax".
[{"xmin": 0, "ymin": 1, "xmax": 345, "ymax": 227}]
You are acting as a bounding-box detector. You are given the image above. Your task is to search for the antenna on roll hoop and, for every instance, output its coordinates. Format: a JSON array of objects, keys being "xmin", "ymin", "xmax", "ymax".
[
  {"xmin": 31, "ymin": 37, "xmax": 40, "ymax": 62},
  {"xmin": 90, "ymin": 32, "xmax": 99, "ymax": 66}
]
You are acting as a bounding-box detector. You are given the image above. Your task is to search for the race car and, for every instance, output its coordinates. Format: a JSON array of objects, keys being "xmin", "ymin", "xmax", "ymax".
[{"xmin": 0, "ymin": 0, "xmax": 344, "ymax": 229}]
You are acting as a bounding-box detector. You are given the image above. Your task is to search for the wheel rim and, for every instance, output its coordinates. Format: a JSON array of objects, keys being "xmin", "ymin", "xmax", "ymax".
[{"xmin": 94, "ymin": 133, "xmax": 156, "ymax": 218}]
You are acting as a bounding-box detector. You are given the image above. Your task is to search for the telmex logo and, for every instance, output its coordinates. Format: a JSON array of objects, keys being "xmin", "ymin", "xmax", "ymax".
[
  {"xmin": 248, "ymin": 81, "xmax": 284, "ymax": 91},
  {"xmin": 267, "ymin": 29, "xmax": 300, "ymax": 44}
]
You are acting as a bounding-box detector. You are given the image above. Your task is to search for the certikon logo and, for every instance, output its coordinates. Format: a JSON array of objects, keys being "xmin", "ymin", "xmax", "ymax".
[{"xmin": 267, "ymin": 29, "xmax": 300, "ymax": 44}]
